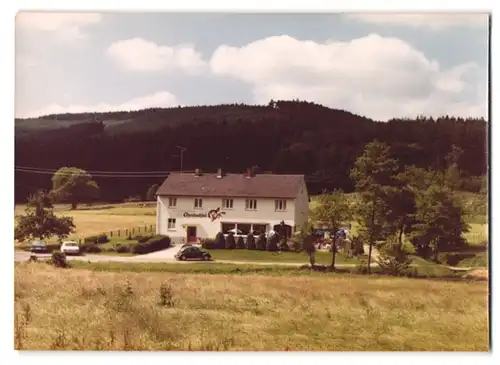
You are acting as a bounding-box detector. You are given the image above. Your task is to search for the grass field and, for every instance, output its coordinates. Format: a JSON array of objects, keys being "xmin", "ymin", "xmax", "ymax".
[
  {"xmin": 14, "ymin": 203, "xmax": 156, "ymax": 243},
  {"xmin": 205, "ymin": 249, "xmax": 358, "ymax": 265},
  {"xmin": 14, "ymin": 262, "xmax": 489, "ymax": 351}
]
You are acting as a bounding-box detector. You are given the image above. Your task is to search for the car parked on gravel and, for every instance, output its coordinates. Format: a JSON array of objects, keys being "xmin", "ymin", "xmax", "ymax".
[
  {"xmin": 175, "ymin": 246, "xmax": 212, "ymax": 261},
  {"xmin": 30, "ymin": 240, "xmax": 48, "ymax": 253},
  {"xmin": 60, "ymin": 241, "xmax": 80, "ymax": 255}
]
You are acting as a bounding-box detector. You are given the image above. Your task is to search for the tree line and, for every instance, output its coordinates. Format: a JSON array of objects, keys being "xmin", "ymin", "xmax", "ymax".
[
  {"xmin": 15, "ymin": 100, "xmax": 487, "ymax": 202},
  {"xmin": 312, "ymin": 140, "xmax": 473, "ymax": 274}
]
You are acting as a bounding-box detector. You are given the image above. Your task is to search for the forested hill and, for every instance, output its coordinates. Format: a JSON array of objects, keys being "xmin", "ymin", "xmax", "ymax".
[{"xmin": 15, "ymin": 100, "xmax": 488, "ymax": 202}]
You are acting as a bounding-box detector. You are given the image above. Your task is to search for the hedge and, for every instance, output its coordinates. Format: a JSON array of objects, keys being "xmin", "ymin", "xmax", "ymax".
[
  {"xmin": 131, "ymin": 235, "xmax": 171, "ymax": 254},
  {"xmin": 84, "ymin": 234, "xmax": 109, "ymax": 244}
]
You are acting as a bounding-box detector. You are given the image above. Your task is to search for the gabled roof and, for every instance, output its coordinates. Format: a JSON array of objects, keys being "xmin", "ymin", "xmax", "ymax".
[{"xmin": 157, "ymin": 172, "xmax": 305, "ymax": 199}]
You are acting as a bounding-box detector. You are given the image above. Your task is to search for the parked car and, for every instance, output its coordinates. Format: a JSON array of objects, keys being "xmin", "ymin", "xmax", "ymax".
[
  {"xmin": 30, "ymin": 240, "xmax": 48, "ymax": 253},
  {"xmin": 60, "ymin": 241, "xmax": 80, "ymax": 255},
  {"xmin": 175, "ymin": 246, "xmax": 212, "ymax": 261}
]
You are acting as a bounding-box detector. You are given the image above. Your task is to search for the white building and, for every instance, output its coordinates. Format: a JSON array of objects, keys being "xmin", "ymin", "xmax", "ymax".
[{"xmin": 156, "ymin": 168, "xmax": 309, "ymax": 243}]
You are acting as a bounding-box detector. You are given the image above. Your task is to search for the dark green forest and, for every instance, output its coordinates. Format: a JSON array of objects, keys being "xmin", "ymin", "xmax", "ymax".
[{"xmin": 14, "ymin": 100, "xmax": 488, "ymax": 203}]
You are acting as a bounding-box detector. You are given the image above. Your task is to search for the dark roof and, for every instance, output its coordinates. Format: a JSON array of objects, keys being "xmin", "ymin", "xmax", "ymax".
[{"xmin": 157, "ymin": 172, "xmax": 305, "ymax": 199}]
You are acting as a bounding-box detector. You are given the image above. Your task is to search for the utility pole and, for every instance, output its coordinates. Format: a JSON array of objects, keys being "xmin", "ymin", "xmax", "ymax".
[{"xmin": 176, "ymin": 145, "xmax": 187, "ymax": 173}]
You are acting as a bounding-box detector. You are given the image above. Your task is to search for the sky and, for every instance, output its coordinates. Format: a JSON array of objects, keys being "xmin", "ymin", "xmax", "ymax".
[{"xmin": 15, "ymin": 12, "xmax": 489, "ymax": 121}]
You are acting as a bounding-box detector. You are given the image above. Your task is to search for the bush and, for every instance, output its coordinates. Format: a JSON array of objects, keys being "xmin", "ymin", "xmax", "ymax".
[
  {"xmin": 351, "ymin": 236, "xmax": 364, "ymax": 256},
  {"xmin": 356, "ymin": 259, "xmax": 369, "ymax": 274},
  {"xmin": 81, "ymin": 244, "xmax": 102, "ymax": 254},
  {"xmin": 290, "ymin": 237, "xmax": 302, "ymax": 252},
  {"xmin": 266, "ymin": 234, "xmax": 279, "ymax": 252},
  {"xmin": 130, "ymin": 243, "xmax": 144, "ymax": 254},
  {"xmin": 278, "ymin": 238, "xmax": 290, "ymax": 252},
  {"xmin": 84, "ymin": 234, "xmax": 109, "ymax": 244},
  {"xmin": 376, "ymin": 239, "xmax": 412, "ymax": 276},
  {"xmin": 131, "ymin": 235, "xmax": 171, "ymax": 255},
  {"xmin": 437, "ymin": 252, "xmax": 476, "ymax": 266},
  {"xmin": 50, "ymin": 251, "xmax": 70, "ymax": 268},
  {"xmin": 201, "ymin": 239, "xmax": 217, "ymax": 249},
  {"xmin": 215, "ymin": 232, "xmax": 226, "ymax": 249},
  {"xmin": 158, "ymin": 282, "xmax": 174, "ymax": 308},
  {"xmin": 133, "ymin": 235, "xmax": 153, "ymax": 243},
  {"xmin": 236, "ymin": 236, "xmax": 246, "ymax": 249},
  {"xmin": 256, "ymin": 233, "xmax": 266, "ymax": 250},
  {"xmin": 246, "ymin": 233, "xmax": 256, "ymax": 250},
  {"xmin": 116, "ymin": 245, "xmax": 130, "ymax": 253},
  {"xmin": 225, "ymin": 233, "xmax": 236, "ymax": 249}
]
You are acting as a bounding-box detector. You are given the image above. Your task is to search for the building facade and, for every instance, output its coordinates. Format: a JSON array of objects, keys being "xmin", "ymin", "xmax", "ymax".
[{"xmin": 156, "ymin": 169, "xmax": 309, "ymax": 244}]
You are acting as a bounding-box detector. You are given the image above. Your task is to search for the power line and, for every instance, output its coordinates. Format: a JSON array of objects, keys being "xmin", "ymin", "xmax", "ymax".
[
  {"xmin": 15, "ymin": 167, "xmax": 192, "ymax": 178},
  {"xmin": 15, "ymin": 165, "xmax": 179, "ymax": 175}
]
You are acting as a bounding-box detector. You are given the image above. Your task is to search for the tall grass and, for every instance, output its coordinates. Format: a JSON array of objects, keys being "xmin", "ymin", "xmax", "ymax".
[{"xmin": 14, "ymin": 263, "xmax": 489, "ymax": 351}]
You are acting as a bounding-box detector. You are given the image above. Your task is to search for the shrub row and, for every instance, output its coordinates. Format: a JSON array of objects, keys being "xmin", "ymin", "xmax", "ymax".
[
  {"xmin": 131, "ymin": 235, "xmax": 171, "ymax": 255},
  {"xmin": 79, "ymin": 235, "xmax": 168, "ymax": 255},
  {"xmin": 201, "ymin": 232, "xmax": 293, "ymax": 252},
  {"xmin": 84, "ymin": 234, "xmax": 109, "ymax": 244}
]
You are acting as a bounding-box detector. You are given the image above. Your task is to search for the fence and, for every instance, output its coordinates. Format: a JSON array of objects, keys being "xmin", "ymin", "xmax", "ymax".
[{"xmin": 77, "ymin": 224, "xmax": 157, "ymax": 244}]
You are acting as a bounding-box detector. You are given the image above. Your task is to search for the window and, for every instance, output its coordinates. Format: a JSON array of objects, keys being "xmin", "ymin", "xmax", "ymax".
[
  {"xmin": 275, "ymin": 199, "xmax": 287, "ymax": 211},
  {"xmin": 222, "ymin": 223, "xmax": 236, "ymax": 234},
  {"xmin": 222, "ymin": 198, "xmax": 233, "ymax": 209},
  {"xmin": 252, "ymin": 224, "xmax": 267, "ymax": 235},
  {"xmin": 245, "ymin": 199, "xmax": 257, "ymax": 210},
  {"xmin": 237, "ymin": 223, "xmax": 251, "ymax": 235},
  {"xmin": 168, "ymin": 218, "xmax": 176, "ymax": 229},
  {"xmin": 194, "ymin": 198, "xmax": 203, "ymax": 209},
  {"xmin": 168, "ymin": 197, "xmax": 177, "ymax": 207}
]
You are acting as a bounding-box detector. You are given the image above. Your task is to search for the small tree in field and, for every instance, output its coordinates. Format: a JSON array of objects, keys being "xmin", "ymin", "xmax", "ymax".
[
  {"xmin": 215, "ymin": 232, "xmax": 226, "ymax": 249},
  {"xmin": 311, "ymin": 190, "xmax": 351, "ymax": 269},
  {"xmin": 256, "ymin": 233, "xmax": 267, "ymax": 250},
  {"xmin": 246, "ymin": 233, "xmax": 256, "ymax": 250},
  {"xmin": 15, "ymin": 190, "xmax": 75, "ymax": 243},
  {"xmin": 350, "ymin": 140, "xmax": 398, "ymax": 274},
  {"xmin": 225, "ymin": 233, "xmax": 236, "ymax": 249},
  {"xmin": 236, "ymin": 236, "xmax": 246, "ymax": 249}
]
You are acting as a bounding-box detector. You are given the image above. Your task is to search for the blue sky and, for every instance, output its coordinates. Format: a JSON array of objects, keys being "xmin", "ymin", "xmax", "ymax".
[{"xmin": 15, "ymin": 12, "xmax": 489, "ymax": 121}]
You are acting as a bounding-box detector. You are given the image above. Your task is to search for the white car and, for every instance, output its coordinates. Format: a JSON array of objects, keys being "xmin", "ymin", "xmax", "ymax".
[{"xmin": 60, "ymin": 241, "xmax": 80, "ymax": 255}]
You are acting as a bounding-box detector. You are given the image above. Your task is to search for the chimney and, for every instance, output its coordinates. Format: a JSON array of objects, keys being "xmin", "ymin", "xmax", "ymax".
[
  {"xmin": 246, "ymin": 167, "xmax": 255, "ymax": 178},
  {"xmin": 216, "ymin": 168, "xmax": 223, "ymax": 179},
  {"xmin": 194, "ymin": 168, "xmax": 202, "ymax": 177}
]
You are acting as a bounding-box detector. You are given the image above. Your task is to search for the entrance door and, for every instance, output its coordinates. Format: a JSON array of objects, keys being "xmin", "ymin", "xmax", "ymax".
[{"xmin": 187, "ymin": 226, "xmax": 197, "ymax": 243}]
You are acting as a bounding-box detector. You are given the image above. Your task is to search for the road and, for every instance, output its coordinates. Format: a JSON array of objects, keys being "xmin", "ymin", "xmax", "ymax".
[
  {"xmin": 14, "ymin": 247, "xmax": 480, "ymax": 271},
  {"xmin": 14, "ymin": 247, "xmax": 360, "ymax": 267}
]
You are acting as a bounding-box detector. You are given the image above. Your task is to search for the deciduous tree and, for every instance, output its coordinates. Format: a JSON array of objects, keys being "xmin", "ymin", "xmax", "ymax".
[
  {"xmin": 311, "ymin": 189, "xmax": 351, "ymax": 269},
  {"xmin": 51, "ymin": 167, "xmax": 100, "ymax": 209},
  {"xmin": 14, "ymin": 190, "xmax": 75, "ymax": 242},
  {"xmin": 146, "ymin": 184, "xmax": 160, "ymax": 201},
  {"xmin": 350, "ymin": 140, "xmax": 398, "ymax": 273}
]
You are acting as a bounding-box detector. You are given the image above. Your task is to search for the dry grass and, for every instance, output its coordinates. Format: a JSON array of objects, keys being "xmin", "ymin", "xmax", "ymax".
[{"xmin": 14, "ymin": 263, "xmax": 489, "ymax": 351}]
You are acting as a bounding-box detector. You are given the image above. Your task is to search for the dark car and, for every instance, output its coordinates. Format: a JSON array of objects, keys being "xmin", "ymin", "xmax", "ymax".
[
  {"xmin": 30, "ymin": 240, "xmax": 48, "ymax": 253},
  {"xmin": 175, "ymin": 246, "xmax": 212, "ymax": 261}
]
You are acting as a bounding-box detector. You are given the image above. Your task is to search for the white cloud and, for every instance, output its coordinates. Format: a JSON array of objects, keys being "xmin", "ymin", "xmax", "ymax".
[
  {"xmin": 18, "ymin": 91, "xmax": 180, "ymax": 119},
  {"xmin": 344, "ymin": 13, "xmax": 488, "ymax": 31},
  {"xmin": 16, "ymin": 12, "xmax": 102, "ymax": 42},
  {"xmin": 107, "ymin": 37, "xmax": 206, "ymax": 74},
  {"xmin": 210, "ymin": 34, "xmax": 486, "ymax": 121}
]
